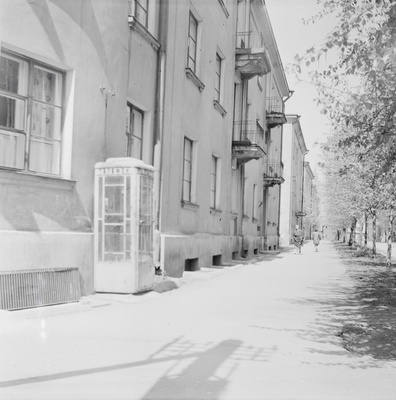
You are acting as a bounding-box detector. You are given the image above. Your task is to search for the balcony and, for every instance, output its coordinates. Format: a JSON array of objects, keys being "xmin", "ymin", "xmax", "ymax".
[
  {"xmin": 232, "ymin": 121, "xmax": 266, "ymax": 165},
  {"xmin": 263, "ymin": 160, "xmax": 285, "ymax": 187},
  {"xmin": 266, "ymin": 97, "xmax": 287, "ymax": 129},
  {"xmin": 235, "ymin": 32, "xmax": 271, "ymax": 80}
]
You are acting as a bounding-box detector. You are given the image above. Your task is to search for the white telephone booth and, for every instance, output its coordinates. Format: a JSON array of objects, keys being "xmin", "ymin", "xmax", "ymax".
[{"xmin": 94, "ymin": 158, "xmax": 155, "ymax": 293}]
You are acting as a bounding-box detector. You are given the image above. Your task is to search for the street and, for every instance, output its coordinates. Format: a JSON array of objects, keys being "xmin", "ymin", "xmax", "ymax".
[{"xmin": 1, "ymin": 241, "xmax": 396, "ymax": 400}]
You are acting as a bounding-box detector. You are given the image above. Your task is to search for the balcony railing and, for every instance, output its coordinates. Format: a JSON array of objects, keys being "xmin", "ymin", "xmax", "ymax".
[
  {"xmin": 236, "ymin": 31, "xmax": 264, "ymax": 50},
  {"xmin": 266, "ymin": 98, "xmax": 283, "ymax": 113},
  {"xmin": 232, "ymin": 121, "xmax": 266, "ymax": 165},
  {"xmin": 233, "ymin": 121, "xmax": 264, "ymax": 144},
  {"xmin": 235, "ymin": 32, "xmax": 271, "ymax": 80},
  {"xmin": 266, "ymin": 98, "xmax": 286, "ymax": 129},
  {"xmin": 263, "ymin": 160, "xmax": 284, "ymax": 187}
]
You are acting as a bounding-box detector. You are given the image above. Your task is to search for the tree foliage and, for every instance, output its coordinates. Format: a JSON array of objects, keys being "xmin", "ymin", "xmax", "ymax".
[{"xmin": 294, "ymin": 1, "xmax": 396, "ymax": 265}]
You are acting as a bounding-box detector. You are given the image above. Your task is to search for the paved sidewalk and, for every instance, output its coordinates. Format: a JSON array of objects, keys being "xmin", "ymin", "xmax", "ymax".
[{"xmin": 1, "ymin": 241, "xmax": 396, "ymax": 400}]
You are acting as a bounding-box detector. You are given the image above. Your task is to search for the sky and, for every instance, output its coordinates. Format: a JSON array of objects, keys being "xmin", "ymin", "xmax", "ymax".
[{"xmin": 265, "ymin": 0, "xmax": 338, "ymax": 170}]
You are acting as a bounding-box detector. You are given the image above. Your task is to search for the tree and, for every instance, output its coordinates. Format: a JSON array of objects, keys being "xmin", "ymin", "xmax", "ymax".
[
  {"xmin": 293, "ymin": 0, "xmax": 396, "ymax": 266},
  {"xmin": 291, "ymin": 0, "xmax": 396, "ymax": 155}
]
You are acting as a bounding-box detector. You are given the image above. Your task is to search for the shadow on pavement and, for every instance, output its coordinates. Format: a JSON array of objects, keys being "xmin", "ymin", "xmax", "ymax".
[
  {"xmin": 0, "ymin": 336, "xmax": 276, "ymax": 398},
  {"xmin": 141, "ymin": 337, "xmax": 275, "ymax": 399},
  {"xmin": 270, "ymin": 242, "xmax": 396, "ymax": 369}
]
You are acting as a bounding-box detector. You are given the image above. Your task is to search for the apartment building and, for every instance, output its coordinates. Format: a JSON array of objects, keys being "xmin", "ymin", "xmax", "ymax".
[
  {"xmin": 0, "ymin": 0, "xmax": 162, "ymax": 307},
  {"xmin": 279, "ymin": 115, "xmax": 309, "ymax": 245},
  {"xmin": 303, "ymin": 161, "xmax": 315, "ymax": 239},
  {"xmin": 159, "ymin": 0, "xmax": 290, "ymax": 276},
  {"xmin": 0, "ymin": 1, "xmax": 134, "ymax": 303},
  {"xmin": 0, "ymin": 0, "xmax": 293, "ymax": 308}
]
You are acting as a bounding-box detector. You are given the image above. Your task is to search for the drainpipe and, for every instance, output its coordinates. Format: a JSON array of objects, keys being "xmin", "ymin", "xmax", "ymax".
[
  {"xmin": 283, "ymin": 90, "xmax": 294, "ymax": 108},
  {"xmin": 153, "ymin": 0, "xmax": 168, "ymax": 269}
]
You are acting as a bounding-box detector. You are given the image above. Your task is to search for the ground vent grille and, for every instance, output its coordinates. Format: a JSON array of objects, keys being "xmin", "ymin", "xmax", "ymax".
[{"xmin": 0, "ymin": 268, "xmax": 81, "ymax": 310}]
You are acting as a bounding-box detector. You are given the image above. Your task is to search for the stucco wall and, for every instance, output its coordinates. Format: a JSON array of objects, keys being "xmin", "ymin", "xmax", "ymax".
[
  {"xmin": 160, "ymin": 1, "xmax": 236, "ymax": 237},
  {"xmin": 161, "ymin": 234, "xmax": 242, "ymax": 278},
  {"xmin": 0, "ymin": 0, "xmax": 129, "ymax": 294},
  {"xmin": 279, "ymin": 122, "xmax": 293, "ymax": 245},
  {"xmin": 0, "ymin": 231, "xmax": 93, "ymax": 294}
]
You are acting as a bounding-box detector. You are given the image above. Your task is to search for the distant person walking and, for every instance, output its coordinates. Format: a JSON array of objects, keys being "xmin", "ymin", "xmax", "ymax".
[
  {"xmin": 292, "ymin": 225, "xmax": 304, "ymax": 254},
  {"xmin": 312, "ymin": 228, "xmax": 322, "ymax": 252}
]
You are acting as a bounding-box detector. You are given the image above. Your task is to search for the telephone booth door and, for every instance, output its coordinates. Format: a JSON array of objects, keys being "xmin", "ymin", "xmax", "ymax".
[{"xmin": 94, "ymin": 158, "xmax": 154, "ymax": 294}]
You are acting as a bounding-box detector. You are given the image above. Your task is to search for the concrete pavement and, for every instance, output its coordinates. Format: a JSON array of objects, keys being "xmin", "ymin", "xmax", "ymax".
[{"xmin": 1, "ymin": 241, "xmax": 396, "ymax": 400}]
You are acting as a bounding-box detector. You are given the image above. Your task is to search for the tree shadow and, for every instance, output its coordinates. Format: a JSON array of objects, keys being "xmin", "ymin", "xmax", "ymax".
[{"xmin": 276, "ymin": 242, "xmax": 396, "ymax": 364}]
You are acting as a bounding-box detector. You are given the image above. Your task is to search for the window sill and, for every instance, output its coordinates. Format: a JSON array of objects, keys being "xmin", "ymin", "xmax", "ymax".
[
  {"xmin": 181, "ymin": 201, "xmax": 199, "ymax": 211},
  {"xmin": 185, "ymin": 68, "xmax": 205, "ymax": 92},
  {"xmin": 128, "ymin": 15, "xmax": 160, "ymax": 51},
  {"xmin": 243, "ymin": 215, "xmax": 250, "ymax": 221},
  {"xmin": 0, "ymin": 169, "xmax": 76, "ymax": 191},
  {"xmin": 210, "ymin": 208, "xmax": 222, "ymax": 215},
  {"xmin": 257, "ymin": 79, "xmax": 263, "ymax": 92},
  {"xmin": 213, "ymin": 100, "xmax": 227, "ymax": 117},
  {"xmin": 217, "ymin": 0, "xmax": 230, "ymax": 18}
]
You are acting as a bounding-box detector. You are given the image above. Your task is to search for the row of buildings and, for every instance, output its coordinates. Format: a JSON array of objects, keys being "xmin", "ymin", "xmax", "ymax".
[{"xmin": 0, "ymin": 0, "xmax": 315, "ymax": 309}]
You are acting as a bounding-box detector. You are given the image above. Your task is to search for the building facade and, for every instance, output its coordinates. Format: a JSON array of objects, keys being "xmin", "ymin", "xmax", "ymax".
[
  {"xmin": 0, "ymin": 0, "xmax": 133, "ymax": 300},
  {"xmin": 0, "ymin": 0, "xmax": 297, "ymax": 308},
  {"xmin": 279, "ymin": 115, "xmax": 309, "ymax": 245},
  {"xmin": 158, "ymin": 0, "xmax": 290, "ymax": 276},
  {"xmin": 302, "ymin": 161, "xmax": 315, "ymax": 239}
]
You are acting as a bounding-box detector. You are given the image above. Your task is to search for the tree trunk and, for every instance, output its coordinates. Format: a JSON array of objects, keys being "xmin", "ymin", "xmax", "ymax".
[
  {"xmin": 372, "ymin": 213, "xmax": 377, "ymax": 255},
  {"xmin": 364, "ymin": 213, "xmax": 368, "ymax": 247},
  {"xmin": 387, "ymin": 208, "xmax": 394, "ymax": 268},
  {"xmin": 349, "ymin": 218, "xmax": 357, "ymax": 248}
]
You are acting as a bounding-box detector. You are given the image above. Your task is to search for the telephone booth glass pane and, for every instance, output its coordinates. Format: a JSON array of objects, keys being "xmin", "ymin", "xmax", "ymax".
[
  {"xmin": 139, "ymin": 174, "xmax": 153, "ymax": 254},
  {"xmin": 102, "ymin": 176, "xmax": 126, "ymax": 262}
]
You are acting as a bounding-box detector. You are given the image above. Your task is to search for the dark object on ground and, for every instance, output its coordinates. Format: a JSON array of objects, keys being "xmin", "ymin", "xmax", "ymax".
[{"xmin": 153, "ymin": 280, "xmax": 178, "ymax": 293}]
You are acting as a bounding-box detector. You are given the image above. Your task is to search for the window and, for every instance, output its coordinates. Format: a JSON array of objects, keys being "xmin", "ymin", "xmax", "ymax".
[
  {"xmin": 185, "ymin": 9, "xmax": 205, "ymax": 91},
  {"xmin": 126, "ymin": 103, "xmax": 143, "ymax": 160},
  {"xmin": 214, "ymin": 53, "xmax": 222, "ymax": 102},
  {"xmin": 256, "ymin": 120, "xmax": 264, "ymax": 144},
  {"xmin": 187, "ymin": 12, "xmax": 198, "ymax": 73},
  {"xmin": 210, "ymin": 156, "xmax": 219, "ymax": 209},
  {"xmin": 182, "ymin": 137, "xmax": 193, "ymax": 202},
  {"xmin": 0, "ymin": 50, "xmax": 64, "ymax": 175},
  {"xmin": 256, "ymin": 121, "xmax": 264, "ymax": 136},
  {"xmin": 252, "ymin": 184, "xmax": 257, "ymax": 221},
  {"xmin": 213, "ymin": 50, "xmax": 226, "ymax": 115},
  {"xmin": 132, "ymin": 0, "xmax": 148, "ymax": 27},
  {"xmin": 265, "ymin": 129, "xmax": 270, "ymax": 145}
]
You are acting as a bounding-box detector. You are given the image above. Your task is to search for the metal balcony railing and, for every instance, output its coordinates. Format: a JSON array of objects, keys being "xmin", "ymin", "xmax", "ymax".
[
  {"xmin": 264, "ymin": 160, "xmax": 284, "ymax": 179},
  {"xmin": 233, "ymin": 121, "xmax": 264, "ymax": 144},
  {"xmin": 266, "ymin": 97, "xmax": 284, "ymax": 114},
  {"xmin": 236, "ymin": 31, "xmax": 264, "ymax": 50}
]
